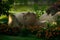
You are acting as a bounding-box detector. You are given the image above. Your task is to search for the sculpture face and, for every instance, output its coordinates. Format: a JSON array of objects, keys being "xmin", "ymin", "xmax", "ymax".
[{"xmin": 46, "ymin": 1, "xmax": 60, "ymax": 16}]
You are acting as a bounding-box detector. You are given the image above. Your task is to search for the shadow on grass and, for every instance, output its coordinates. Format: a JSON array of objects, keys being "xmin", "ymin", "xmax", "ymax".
[{"xmin": 0, "ymin": 34, "xmax": 41, "ymax": 40}]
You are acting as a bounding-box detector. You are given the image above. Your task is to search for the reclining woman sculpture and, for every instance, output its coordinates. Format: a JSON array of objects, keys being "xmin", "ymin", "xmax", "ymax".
[{"xmin": 8, "ymin": 12, "xmax": 37, "ymax": 27}]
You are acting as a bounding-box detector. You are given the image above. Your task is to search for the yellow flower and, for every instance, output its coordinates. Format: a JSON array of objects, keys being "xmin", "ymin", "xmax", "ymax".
[{"xmin": 52, "ymin": 22, "xmax": 57, "ymax": 25}]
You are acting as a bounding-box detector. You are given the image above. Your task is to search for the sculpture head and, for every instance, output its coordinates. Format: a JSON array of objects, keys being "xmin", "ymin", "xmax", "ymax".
[{"xmin": 46, "ymin": 1, "xmax": 60, "ymax": 16}]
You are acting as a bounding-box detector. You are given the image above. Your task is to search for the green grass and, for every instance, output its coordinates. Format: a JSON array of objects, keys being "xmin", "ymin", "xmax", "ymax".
[
  {"xmin": 9, "ymin": 5, "xmax": 48, "ymax": 13},
  {"xmin": 0, "ymin": 15, "xmax": 7, "ymax": 19},
  {"xmin": 0, "ymin": 15, "xmax": 8, "ymax": 24},
  {"xmin": 9, "ymin": 5, "xmax": 34, "ymax": 13},
  {"xmin": 0, "ymin": 35, "xmax": 43, "ymax": 40}
]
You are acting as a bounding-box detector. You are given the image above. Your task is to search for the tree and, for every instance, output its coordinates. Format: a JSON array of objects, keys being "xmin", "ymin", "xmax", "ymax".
[
  {"xmin": 0, "ymin": 0, "xmax": 14, "ymax": 16},
  {"xmin": 0, "ymin": 0, "xmax": 2, "ymax": 16}
]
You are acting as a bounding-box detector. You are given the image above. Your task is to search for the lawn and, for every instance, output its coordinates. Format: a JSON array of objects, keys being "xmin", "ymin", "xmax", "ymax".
[
  {"xmin": 9, "ymin": 5, "xmax": 48, "ymax": 13},
  {"xmin": 0, "ymin": 35, "xmax": 42, "ymax": 40}
]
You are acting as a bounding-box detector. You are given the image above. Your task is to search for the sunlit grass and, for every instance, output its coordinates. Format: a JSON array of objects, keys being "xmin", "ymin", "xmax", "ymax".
[
  {"xmin": 0, "ymin": 15, "xmax": 8, "ymax": 24},
  {"xmin": 0, "ymin": 15, "xmax": 7, "ymax": 19},
  {"xmin": 9, "ymin": 5, "xmax": 48, "ymax": 13},
  {"xmin": 9, "ymin": 5, "xmax": 34, "ymax": 13}
]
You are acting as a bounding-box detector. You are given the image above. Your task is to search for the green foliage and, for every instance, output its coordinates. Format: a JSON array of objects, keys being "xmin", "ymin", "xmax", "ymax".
[
  {"xmin": 46, "ymin": 22, "xmax": 57, "ymax": 29},
  {"xmin": 33, "ymin": 4, "xmax": 40, "ymax": 19},
  {"xmin": 20, "ymin": 26, "xmax": 31, "ymax": 36},
  {"xmin": 0, "ymin": 15, "xmax": 8, "ymax": 24},
  {"xmin": 56, "ymin": 16, "xmax": 60, "ymax": 26},
  {"xmin": 33, "ymin": 4, "xmax": 48, "ymax": 19},
  {"xmin": 0, "ymin": 0, "xmax": 14, "ymax": 16},
  {"xmin": 0, "ymin": 0, "xmax": 14, "ymax": 24}
]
